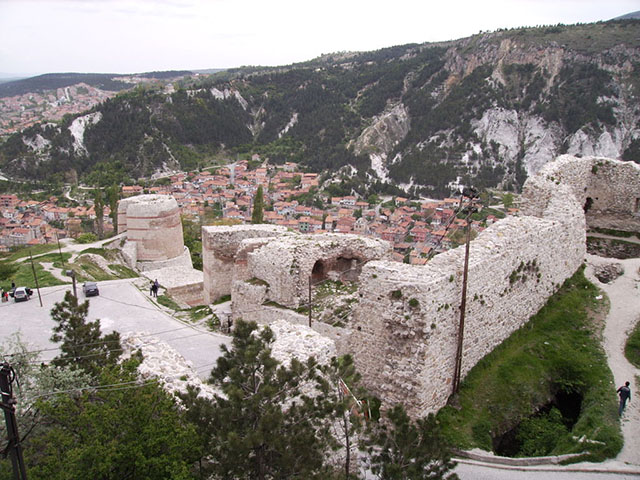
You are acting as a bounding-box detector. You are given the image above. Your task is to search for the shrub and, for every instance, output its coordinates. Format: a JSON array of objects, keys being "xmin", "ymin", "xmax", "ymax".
[{"xmin": 76, "ymin": 233, "xmax": 97, "ymax": 244}]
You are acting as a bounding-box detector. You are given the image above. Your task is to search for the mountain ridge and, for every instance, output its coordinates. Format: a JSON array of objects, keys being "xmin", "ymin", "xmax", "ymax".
[{"xmin": 1, "ymin": 20, "xmax": 639, "ymax": 198}]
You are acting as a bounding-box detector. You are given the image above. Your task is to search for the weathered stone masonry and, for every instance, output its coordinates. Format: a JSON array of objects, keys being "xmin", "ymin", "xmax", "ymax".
[
  {"xmin": 197, "ymin": 155, "xmax": 638, "ymax": 419},
  {"xmin": 347, "ymin": 155, "xmax": 637, "ymax": 418}
]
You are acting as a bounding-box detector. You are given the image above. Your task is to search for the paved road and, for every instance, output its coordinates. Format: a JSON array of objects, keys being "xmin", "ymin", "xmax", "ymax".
[
  {"xmin": 0, "ymin": 278, "xmax": 228, "ymax": 377},
  {"xmin": 455, "ymin": 461, "xmax": 640, "ymax": 479}
]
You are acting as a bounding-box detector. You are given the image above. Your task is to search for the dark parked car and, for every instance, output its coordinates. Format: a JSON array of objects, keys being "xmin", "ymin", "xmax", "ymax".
[{"xmin": 83, "ymin": 282, "xmax": 99, "ymax": 297}]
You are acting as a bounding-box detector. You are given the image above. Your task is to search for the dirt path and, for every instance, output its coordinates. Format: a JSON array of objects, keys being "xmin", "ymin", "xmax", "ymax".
[{"xmin": 584, "ymin": 254, "xmax": 640, "ymax": 466}]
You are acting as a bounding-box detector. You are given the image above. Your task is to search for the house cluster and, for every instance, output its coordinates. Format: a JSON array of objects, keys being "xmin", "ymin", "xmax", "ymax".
[
  {"xmin": 0, "ymin": 83, "xmax": 116, "ymax": 136},
  {"xmin": 0, "ymin": 193, "xmax": 113, "ymax": 252},
  {"xmin": 141, "ymin": 159, "xmax": 509, "ymax": 264},
  {"xmin": 1, "ymin": 157, "xmax": 513, "ymax": 261}
]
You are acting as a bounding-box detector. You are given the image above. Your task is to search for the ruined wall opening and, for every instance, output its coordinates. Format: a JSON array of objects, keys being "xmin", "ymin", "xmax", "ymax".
[
  {"xmin": 583, "ymin": 197, "xmax": 593, "ymax": 213},
  {"xmin": 311, "ymin": 260, "xmax": 327, "ymax": 283},
  {"xmin": 334, "ymin": 256, "xmax": 362, "ymax": 282},
  {"xmin": 311, "ymin": 256, "xmax": 363, "ymax": 283}
]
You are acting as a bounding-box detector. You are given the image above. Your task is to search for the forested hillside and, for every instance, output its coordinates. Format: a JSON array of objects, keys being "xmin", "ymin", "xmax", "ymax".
[{"xmin": 1, "ymin": 20, "xmax": 638, "ymax": 197}]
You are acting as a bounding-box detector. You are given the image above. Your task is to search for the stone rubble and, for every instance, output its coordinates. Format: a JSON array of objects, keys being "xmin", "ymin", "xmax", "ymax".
[{"xmin": 121, "ymin": 332, "xmax": 220, "ymax": 401}]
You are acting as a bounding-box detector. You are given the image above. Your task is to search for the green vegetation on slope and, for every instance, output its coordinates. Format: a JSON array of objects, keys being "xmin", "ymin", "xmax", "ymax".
[
  {"xmin": 625, "ymin": 321, "xmax": 640, "ymax": 369},
  {"xmin": 438, "ymin": 267, "xmax": 622, "ymax": 462}
]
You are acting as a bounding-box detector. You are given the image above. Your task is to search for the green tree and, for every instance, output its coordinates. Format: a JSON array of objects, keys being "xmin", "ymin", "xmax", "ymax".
[
  {"xmin": 25, "ymin": 359, "xmax": 199, "ymax": 480},
  {"xmin": 181, "ymin": 320, "xmax": 337, "ymax": 480},
  {"xmin": 502, "ymin": 192, "xmax": 514, "ymax": 209},
  {"xmin": 50, "ymin": 290, "xmax": 121, "ymax": 376},
  {"xmin": 252, "ymin": 185, "xmax": 264, "ymax": 224},
  {"xmin": 366, "ymin": 405, "xmax": 458, "ymax": 480},
  {"xmin": 105, "ymin": 184, "xmax": 119, "ymax": 234},
  {"xmin": 93, "ymin": 188, "xmax": 104, "ymax": 239}
]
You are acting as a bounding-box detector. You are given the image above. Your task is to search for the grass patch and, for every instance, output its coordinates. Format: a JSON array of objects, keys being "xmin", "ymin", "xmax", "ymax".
[
  {"xmin": 108, "ymin": 264, "xmax": 138, "ymax": 278},
  {"xmin": 156, "ymin": 295, "xmax": 181, "ymax": 311},
  {"xmin": 437, "ymin": 267, "xmax": 622, "ymax": 462},
  {"xmin": 625, "ymin": 320, "xmax": 640, "ymax": 369},
  {"xmin": 213, "ymin": 294, "xmax": 231, "ymax": 305},
  {"xmin": 589, "ymin": 227, "xmax": 639, "ymax": 239},
  {"xmin": 0, "ymin": 244, "xmax": 59, "ymax": 263},
  {"xmin": 4, "ymin": 261, "xmax": 66, "ymax": 290},
  {"xmin": 80, "ymin": 247, "xmax": 117, "ymax": 259},
  {"xmin": 72, "ymin": 257, "xmax": 114, "ymax": 282},
  {"xmin": 188, "ymin": 305, "xmax": 213, "ymax": 322}
]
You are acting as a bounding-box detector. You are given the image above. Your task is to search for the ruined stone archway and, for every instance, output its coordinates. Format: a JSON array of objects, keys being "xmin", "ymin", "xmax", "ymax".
[
  {"xmin": 311, "ymin": 260, "xmax": 327, "ymax": 283},
  {"xmin": 311, "ymin": 255, "xmax": 363, "ymax": 284}
]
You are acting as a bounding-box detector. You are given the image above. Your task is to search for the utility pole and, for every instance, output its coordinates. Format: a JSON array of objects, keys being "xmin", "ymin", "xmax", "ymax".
[
  {"xmin": 308, "ymin": 277, "xmax": 312, "ymax": 328},
  {"xmin": 28, "ymin": 251, "xmax": 43, "ymax": 308},
  {"xmin": 66, "ymin": 270, "xmax": 77, "ymax": 298},
  {"xmin": 452, "ymin": 217, "xmax": 471, "ymax": 395},
  {"xmin": 55, "ymin": 231, "xmax": 66, "ymax": 271},
  {"xmin": 452, "ymin": 187, "xmax": 478, "ymax": 396},
  {"xmin": 0, "ymin": 362, "xmax": 28, "ymax": 480}
]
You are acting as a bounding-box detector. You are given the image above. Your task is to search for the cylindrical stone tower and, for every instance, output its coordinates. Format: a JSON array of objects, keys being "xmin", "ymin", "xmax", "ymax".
[{"xmin": 120, "ymin": 195, "xmax": 184, "ymax": 262}]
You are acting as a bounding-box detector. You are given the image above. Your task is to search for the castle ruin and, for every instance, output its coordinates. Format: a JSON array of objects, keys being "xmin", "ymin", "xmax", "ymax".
[
  {"xmin": 123, "ymin": 155, "xmax": 639, "ymax": 417},
  {"xmin": 117, "ymin": 194, "xmax": 204, "ymax": 305}
]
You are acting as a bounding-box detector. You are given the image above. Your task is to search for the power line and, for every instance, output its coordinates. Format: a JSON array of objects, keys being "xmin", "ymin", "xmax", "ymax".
[{"xmin": 20, "ymin": 360, "xmax": 220, "ymax": 404}]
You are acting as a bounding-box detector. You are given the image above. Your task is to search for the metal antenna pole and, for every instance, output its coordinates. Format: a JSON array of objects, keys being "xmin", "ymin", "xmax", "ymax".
[
  {"xmin": 28, "ymin": 251, "xmax": 43, "ymax": 308},
  {"xmin": 0, "ymin": 362, "xmax": 28, "ymax": 480}
]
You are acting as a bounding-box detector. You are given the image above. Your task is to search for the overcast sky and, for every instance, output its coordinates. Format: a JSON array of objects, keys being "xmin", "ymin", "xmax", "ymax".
[{"xmin": 0, "ymin": 0, "xmax": 638, "ymax": 76}]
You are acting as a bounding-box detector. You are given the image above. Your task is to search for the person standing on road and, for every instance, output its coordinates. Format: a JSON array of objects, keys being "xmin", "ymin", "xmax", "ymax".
[
  {"xmin": 153, "ymin": 279, "xmax": 160, "ymax": 298},
  {"xmin": 617, "ymin": 381, "xmax": 631, "ymax": 416}
]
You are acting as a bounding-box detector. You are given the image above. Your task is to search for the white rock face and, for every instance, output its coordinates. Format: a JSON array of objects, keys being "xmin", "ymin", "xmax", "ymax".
[
  {"xmin": 370, "ymin": 153, "xmax": 390, "ymax": 182},
  {"xmin": 355, "ymin": 103, "xmax": 410, "ymax": 161},
  {"xmin": 471, "ymin": 108, "xmax": 562, "ymax": 177},
  {"xmin": 22, "ymin": 133, "xmax": 51, "ymax": 152},
  {"xmin": 121, "ymin": 332, "xmax": 220, "ymax": 400},
  {"xmin": 566, "ymin": 128, "xmax": 624, "ymax": 158},
  {"xmin": 69, "ymin": 112, "xmax": 102, "ymax": 156},
  {"xmin": 278, "ymin": 112, "xmax": 298, "ymax": 138},
  {"xmin": 209, "ymin": 87, "xmax": 249, "ymax": 110}
]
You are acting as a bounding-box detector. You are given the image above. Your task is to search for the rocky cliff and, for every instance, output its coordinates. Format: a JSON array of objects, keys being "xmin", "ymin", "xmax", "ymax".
[{"xmin": 1, "ymin": 21, "xmax": 638, "ymax": 195}]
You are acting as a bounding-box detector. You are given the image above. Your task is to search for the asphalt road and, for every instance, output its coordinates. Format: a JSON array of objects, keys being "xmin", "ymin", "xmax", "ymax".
[
  {"xmin": 0, "ymin": 278, "xmax": 228, "ymax": 376},
  {"xmin": 455, "ymin": 461, "xmax": 640, "ymax": 479}
]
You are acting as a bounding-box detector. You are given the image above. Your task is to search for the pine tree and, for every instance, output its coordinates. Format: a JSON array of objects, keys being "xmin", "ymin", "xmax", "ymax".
[
  {"xmin": 181, "ymin": 320, "xmax": 337, "ymax": 479},
  {"xmin": 105, "ymin": 184, "xmax": 119, "ymax": 234},
  {"xmin": 252, "ymin": 185, "xmax": 264, "ymax": 224},
  {"xmin": 50, "ymin": 291, "xmax": 121, "ymax": 377},
  {"xmin": 93, "ymin": 188, "xmax": 104, "ymax": 239},
  {"xmin": 366, "ymin": 405, "xmax": 459, "ymax": 480}
]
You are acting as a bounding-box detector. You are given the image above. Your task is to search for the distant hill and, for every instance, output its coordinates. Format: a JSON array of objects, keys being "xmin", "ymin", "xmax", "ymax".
[
  {"xmin": 0, "ymin": 71, "xmax": 194, "ymax": 97},
  {"xmin": 1, "ymin": 21, "xmax": 639, "ymax": 197},
  {"xmin": 613, "ymin": 11, "xmax": 640, "ymax": 20}
]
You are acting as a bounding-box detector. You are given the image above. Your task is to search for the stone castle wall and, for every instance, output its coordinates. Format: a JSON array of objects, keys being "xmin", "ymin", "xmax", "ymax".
[
  {"xmin": 196, "ymin": 155, "xmax": 636, "ymax": 419},
  {"xmin": 346, "ymin": 157, "xmax": 627, "ymax": 418},
  {"xmin": 521, "ymin": 155, "xmax": 640, "ymax": 231}
]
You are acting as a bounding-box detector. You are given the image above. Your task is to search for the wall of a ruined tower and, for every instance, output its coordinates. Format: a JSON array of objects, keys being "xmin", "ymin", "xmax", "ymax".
[
  {"xmin": 246, "ymin": 234, "xmax": 392, "ymax": 308},
  {"xmin": 125, "ymin": 196, "xmax": 184, "ymax": 262},
  {"xmin": 201, "ymin": 224, "xmax": 287, "ymax": 303},
  {"xmin": 522, "ymin": 156, "xmax": 640, "ymax": 231},
  {"xmin": 117, "ymin": 195, "xmax": 184, "ymax": 263}
]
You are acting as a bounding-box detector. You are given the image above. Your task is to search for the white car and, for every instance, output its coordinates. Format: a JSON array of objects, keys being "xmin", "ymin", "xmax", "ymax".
[{"xmin": 12, "ymin": 286, "xmax": 32, "ymax": 302}]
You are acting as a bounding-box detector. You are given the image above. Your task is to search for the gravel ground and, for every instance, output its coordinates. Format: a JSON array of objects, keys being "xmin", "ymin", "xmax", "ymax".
[{"xmin": 584, "ymin": 254, "xmax": 640, "ymax": 466}]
